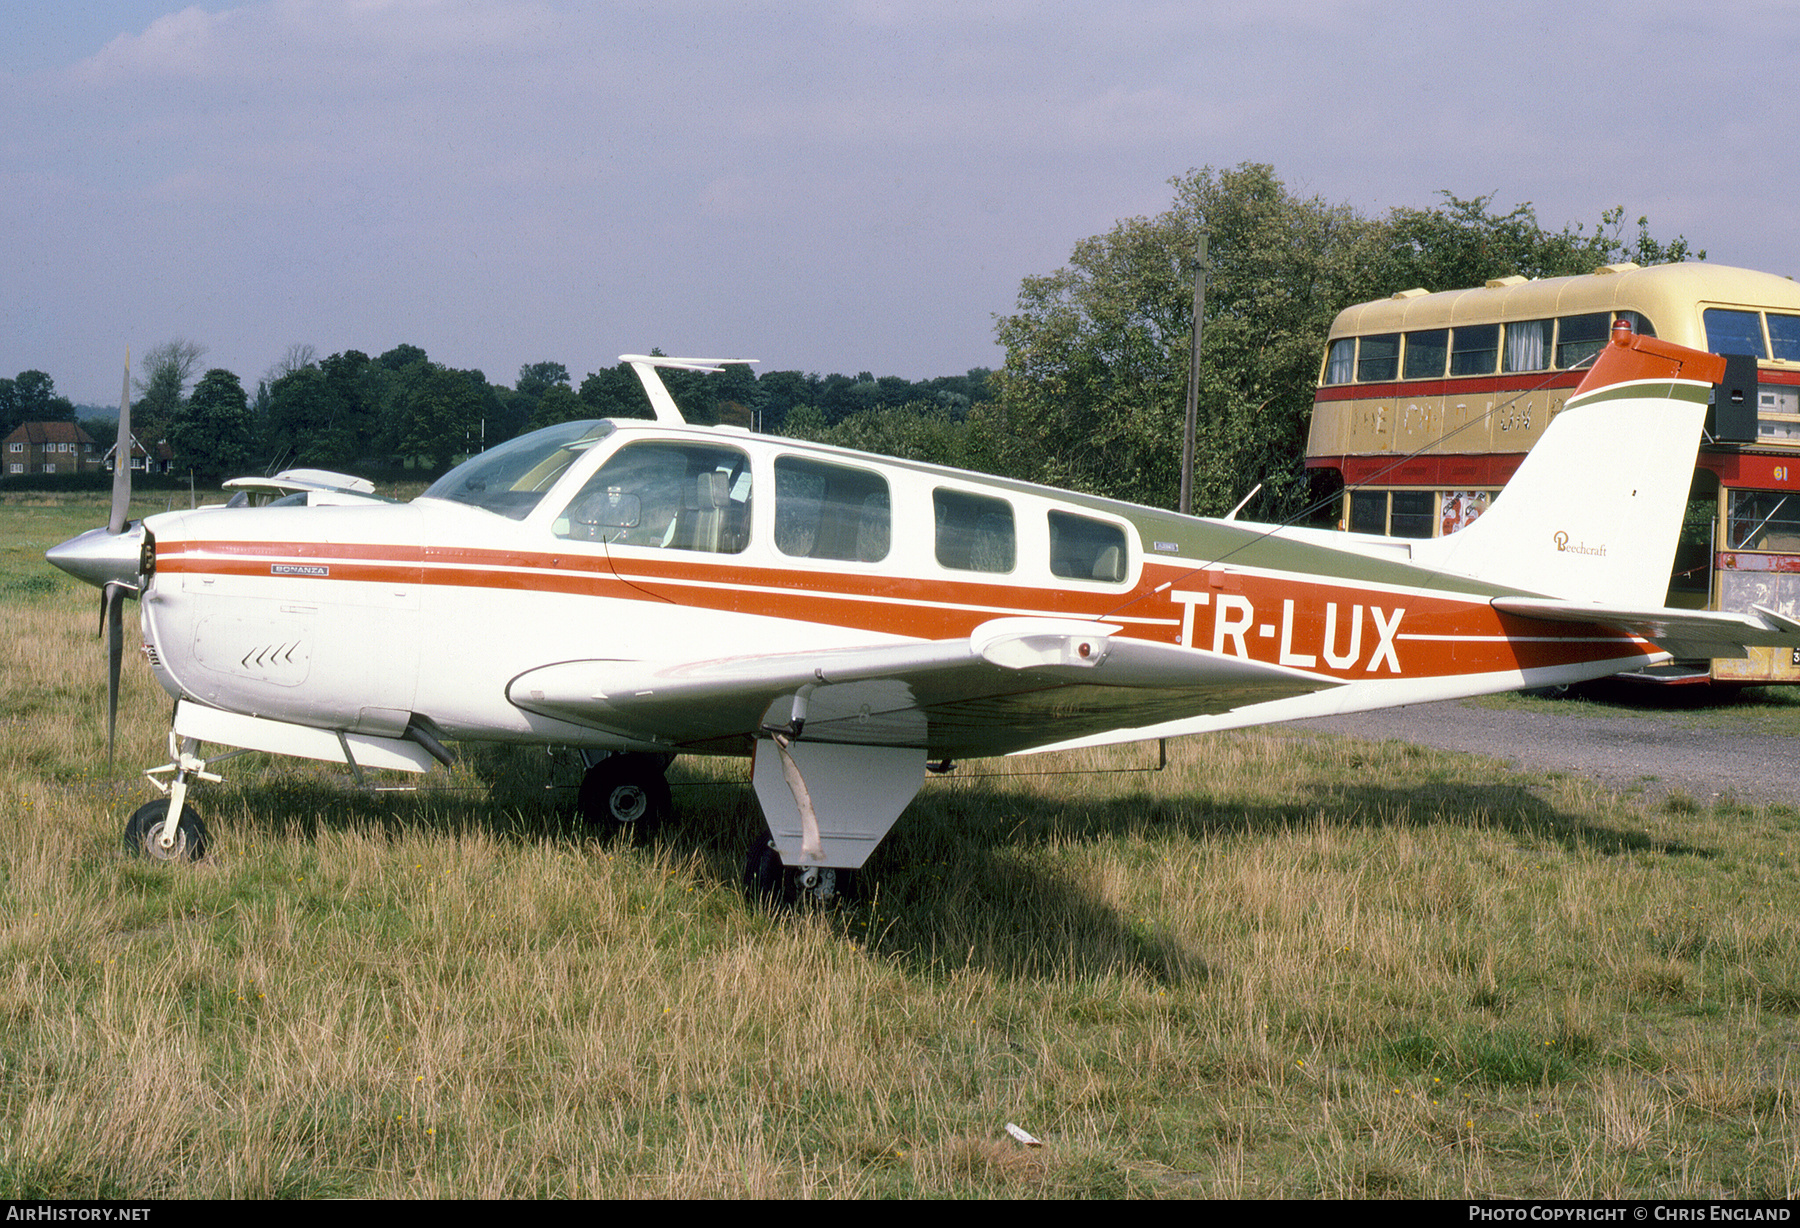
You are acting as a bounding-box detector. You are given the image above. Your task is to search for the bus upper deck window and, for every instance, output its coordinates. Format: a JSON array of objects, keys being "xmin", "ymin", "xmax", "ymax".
[
  {"xmin": 1323, "ymin": 338, "xmax": 1354, "ymax": 384},
  {"xmin": 1769, "ymin": 313, "xmax": 1800, "ymax": 362},
  {"xmin": 1402, "ymin": 329, "xmax": 1447, "ymax": 380},
  {"xmin": 1503, "ymin": 319, "xmax": 1551, "ymax": 372},
  {"xmin": 1704, "ymin": 308, "xmax": 1767, "ymax": 358},
  {"xmin": 1616, "ymin": 310, "xmax": 1656, "ymax": 338},
  {"xmin": 1555, "ymin": 313, "xmax": 1610, "ymax": 369},
  {"xmin": 1449, "ymin": 324, "xmax": 1499, "ymax": 375},
  {"xmin": 1356, "ymin": 334, "xmax": 1399, "ymax": 382}
]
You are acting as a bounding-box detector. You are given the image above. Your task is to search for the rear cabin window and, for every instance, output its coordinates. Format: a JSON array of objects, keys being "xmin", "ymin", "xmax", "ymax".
[
  {"xmin": 1323, "ymin": 338, "xmax": 1354, "ymax": 385},
  {"xmin": 554, "ymin": 441, "xmax": 752, "ymax": 553},
  {"xmin": 774, "ymin": 456, "xmax": 890, "ymax": 562},
  {"xmin": 934, "ymin": 489, "xmax": 1015, "ymax": 573},
  {"xmin": 1048, "ymin": 511, "xmax": 1128, "ymax": 582}
]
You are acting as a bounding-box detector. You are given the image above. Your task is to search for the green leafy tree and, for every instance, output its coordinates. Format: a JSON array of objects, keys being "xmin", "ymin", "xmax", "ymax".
[
  {"xmin": 994, "ymin": 163, "xmax": 1385, "ymax": 518},
  {"xmin": 169, "ymin": 368, "xmax": 253, "ymax": 482},
  {"xmin": 994, "ymin": 166, "xmax": 1700, "ymax": 520}
]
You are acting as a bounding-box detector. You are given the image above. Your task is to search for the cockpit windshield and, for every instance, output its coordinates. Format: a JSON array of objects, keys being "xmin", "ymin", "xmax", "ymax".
[{"xmin": 420, "ymin": 420, "xmax": 615, "ymax": 520}]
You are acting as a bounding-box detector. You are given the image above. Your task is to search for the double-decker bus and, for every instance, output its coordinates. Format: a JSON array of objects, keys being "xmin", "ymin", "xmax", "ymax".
[{"xmin": 1305, "ymin": 261, "xmax": 1800, "ymax": 684}]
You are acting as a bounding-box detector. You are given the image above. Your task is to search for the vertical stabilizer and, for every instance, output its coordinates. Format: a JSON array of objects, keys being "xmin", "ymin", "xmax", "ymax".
[{"xmin": 1411, "ymin": 325, "xmax": 1726, "ymax": 606}]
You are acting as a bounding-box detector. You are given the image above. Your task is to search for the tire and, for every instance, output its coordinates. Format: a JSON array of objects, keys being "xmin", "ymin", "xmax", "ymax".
[
  {"xmin": 741, "ymin": 837, "xmax": 855, "ymax": 907},
  {"xmin": 577, "ymin": 754, "xmax": 673, "ymax": 838},
  {"xmin": 123, "ymin": 798, "xmax": 208, "ymax": 862}
]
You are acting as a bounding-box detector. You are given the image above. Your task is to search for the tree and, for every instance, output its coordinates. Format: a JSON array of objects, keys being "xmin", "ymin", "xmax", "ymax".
[
  {"xmin": 133, "ymin": 338, "xmax": 206, "ymax": 449},
  {"xmin": 993, "ymin": 166, "xmax": 1700, "ymax": 520},
  {"xmin": 994, "ymin": 163, "xmax": 1385, "ymax": 518},
  {"xmin": 169, "ymin": 369, "xmax": 253, "ymax": 482}
]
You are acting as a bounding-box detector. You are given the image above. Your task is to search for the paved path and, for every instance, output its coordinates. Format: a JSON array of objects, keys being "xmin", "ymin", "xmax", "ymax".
[{"xmin": 1290, "ymin": 698, "xmax": 1798, "ymax": 808}]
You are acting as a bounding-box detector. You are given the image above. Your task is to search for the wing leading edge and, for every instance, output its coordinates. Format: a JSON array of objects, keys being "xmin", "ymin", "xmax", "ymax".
[{"xmin": 507, "ymin": 616, "xmax": 1342, "ymax": 757}]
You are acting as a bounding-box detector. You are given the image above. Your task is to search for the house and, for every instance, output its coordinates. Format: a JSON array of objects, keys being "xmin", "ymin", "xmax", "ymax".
[
  {"xmin": 101, "ymin": 433, "xmax": 174, "ymax": 476},
  {"xmin": 3, "ymin": 422, "xmax": 103, "ymax": 477}
]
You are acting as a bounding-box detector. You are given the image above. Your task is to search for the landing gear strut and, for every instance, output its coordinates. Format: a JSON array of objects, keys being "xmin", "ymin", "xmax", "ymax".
[{"xmin": 577, "ymin": 752, "xmax": 674, "ymax": 837}]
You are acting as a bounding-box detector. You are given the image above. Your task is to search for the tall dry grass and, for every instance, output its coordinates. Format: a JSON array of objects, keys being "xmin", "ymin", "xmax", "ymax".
[{"xmin": 5, "ymin": 494, "xmax": 1800, "ymax": 1196}]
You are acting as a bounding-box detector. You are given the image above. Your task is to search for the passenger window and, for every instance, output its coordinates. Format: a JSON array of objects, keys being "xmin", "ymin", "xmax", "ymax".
[
  {"xmin": 1767, "ymin": 313, "xmax": 1800, "ymax": 362},
  {"xmin": 1323, "ymin": 338, "xmax": 1355, "ymax": 385},
  {"xmin": 1555, "ymin": 313, "xmax": 1610, "ymax": 369},
  {"xmin": 934, "ymin": 489, "xmax": 1015, "ymax": 573},
  {"xmin": 1704, "ymin": 308, "xmax": 1767, "ymax": 358},
  {"xmin": 1448, "ymin": 324, "xmax": 1498, "ymax": 376},
  {"xmin": 1356, "ymin": 334, "xmax": 1399, "ymax": 382},
  {"xmin": 1348, "ymin": 490, "xmax": 1387, "ymax": 535},
  {"xmin": 1048, "ymin": 511, "xmax": 1128, "ymax": 582},
  {"xmin": 1616, "ymin": 310, "xmax": 1657, "ymax": 339},
  {"xmin": 1503, "ymin": 319, "xmax": 1551, "ymax": 372},
  {"xmin": 775, "ymin": 456, "xmax": 890, "ymax": 562},
  {"xmin": 1402, "ymin": 329, "xmax": 1447, "ymax": 380},
  {"xmin": 554, "ymin": 441, "xmax": 751, "ymax": 553}
]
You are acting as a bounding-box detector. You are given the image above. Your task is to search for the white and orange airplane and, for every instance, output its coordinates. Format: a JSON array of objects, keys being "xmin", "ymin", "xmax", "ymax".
[{"xmin": 48, "ymin": 327, "xmax": 1800, "ymax": 900}]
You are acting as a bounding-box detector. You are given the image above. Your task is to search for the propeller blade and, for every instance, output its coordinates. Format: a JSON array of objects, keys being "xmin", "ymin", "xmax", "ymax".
[
  {"xmin": 104, "ymin": 581, "xmax": 125, "ymax": 763},
  {"xmin": 108, "ymin": 349, "xmax": 131, "ymax": 536}
]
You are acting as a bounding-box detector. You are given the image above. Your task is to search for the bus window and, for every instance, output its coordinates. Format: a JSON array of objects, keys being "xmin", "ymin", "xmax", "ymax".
[
  {"xmin": 1449, "ymin": 324, "xmax": 1499, "ymax": 375},
  {"xmin": 1348, "ymin": 490, "xmax": 1386, "ymax": 535},
  {"xmin": 1704, "ymin": 308, "xmax": 1767, "ymax": 358},
  {"xmin": 1323, "ymin": 338, "xmax": 1355, "ymax": 384},
  {"xmin": 1356, "ymin": 335, "xmax": 1399, "ymax": 381},
  {"xmin": 1617, "ymin": 310, "xmax": 1656, "ymax": 338},
  {"xmin": 1403, "ymin": 329, "xmax": 1447, "ymax": 380},
  {"xmin": 1503, "ymin": 319, "xmax": 1551, "ymax": 372},
  {"xmin": 1390, "ymin": 491, "xmax": 1434, "ymax": 538},
  {"xmin": 1769, "ymin": 313, "xmax": 1800, "ymax": 362},
  {"xmin": 1555, "ymin": 313, "xmax": 1610, "ymax": 368},
  {"xmin": 1726, "ymin": 490, "xmax": 1800, "ymax": 551}
]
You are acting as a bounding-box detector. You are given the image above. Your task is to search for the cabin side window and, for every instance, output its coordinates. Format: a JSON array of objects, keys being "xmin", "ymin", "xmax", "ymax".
[
  {"xmin": 1402, "ymin": 329, "xmax": 1447, "ymax": 380},
  {"xmin": 554, "ymin": 441, "xmax": 752, "ymax": 553},
  {"xmin": 934, "ymin": 489, "xmax": 1015, "ymax": 573},
  {"xmin": 1048, "ymin": 511, "xmax": 1128, "ymax": 582},
  {"xmin": 774, "ymin": 456, "xmax": 890, "ymax": 562}
]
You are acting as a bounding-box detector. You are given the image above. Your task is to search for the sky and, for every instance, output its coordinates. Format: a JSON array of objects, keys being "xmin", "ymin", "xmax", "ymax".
[{"xmin": 4, "ymin": 0, "xmax": 1797, "ymax": 406}]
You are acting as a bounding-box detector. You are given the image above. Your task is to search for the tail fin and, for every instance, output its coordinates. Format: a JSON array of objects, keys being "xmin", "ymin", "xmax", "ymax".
[{"xmin": 1411, "ymin": 324, "xmax": 1726, "ymax": 605}]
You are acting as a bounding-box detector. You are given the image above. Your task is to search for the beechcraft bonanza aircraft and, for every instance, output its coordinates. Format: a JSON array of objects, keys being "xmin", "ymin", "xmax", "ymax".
[{"xmin": 46, "ymin": 327, "xmax": 1800, "ymax": 900}]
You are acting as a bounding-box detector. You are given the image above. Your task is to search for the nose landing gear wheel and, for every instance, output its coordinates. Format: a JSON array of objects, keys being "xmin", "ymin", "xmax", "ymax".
[{"xmin": 123, "ymin": 798, "xmax": 208, "ymax": 862}]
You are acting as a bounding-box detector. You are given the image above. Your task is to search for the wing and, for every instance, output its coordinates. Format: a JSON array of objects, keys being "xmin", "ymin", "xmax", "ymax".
[
  {"xmin": 507, "ymin": 616, "xmax": 1343, "ymax": 757},
  {"xmin": 1492, "ymin": 596, "xmax": 1800, "ymax": 661}
]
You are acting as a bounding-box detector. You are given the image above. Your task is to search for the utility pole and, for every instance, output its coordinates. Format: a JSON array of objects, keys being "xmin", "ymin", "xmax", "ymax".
[{"xmin": 1179, "ymin": 228, "xmax": 1209, "ymax": 516}]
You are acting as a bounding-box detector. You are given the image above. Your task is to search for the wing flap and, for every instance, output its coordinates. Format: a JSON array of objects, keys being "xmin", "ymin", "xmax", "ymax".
[{"xmin": 508, "ymin": 616, "xmax": 1342, "ymax": 756}]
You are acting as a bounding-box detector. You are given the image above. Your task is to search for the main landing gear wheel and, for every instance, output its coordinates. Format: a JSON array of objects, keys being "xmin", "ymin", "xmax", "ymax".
[
  {"xmin": 577, "ymin": 753, "xmax": 673, "ymax": 839},
  {"xmin": 122, "ymin": 798, "xmax": 208, "ymax": 862},
  {"xmin": 742, "ymin": 838, "xmax": 856, "ymax": 908}
]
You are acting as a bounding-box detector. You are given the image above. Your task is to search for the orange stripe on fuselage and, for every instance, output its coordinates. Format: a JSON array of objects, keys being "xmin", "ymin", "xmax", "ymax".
[{"xmin": 155, "ymin": 538, "xmax": 1656, "ymax": 678}]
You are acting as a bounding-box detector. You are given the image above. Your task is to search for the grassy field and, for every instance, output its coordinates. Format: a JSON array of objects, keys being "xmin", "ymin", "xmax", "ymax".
[{"xmin": 6, "ymin": 492, "xmax": 1800, "ymax": 1197}]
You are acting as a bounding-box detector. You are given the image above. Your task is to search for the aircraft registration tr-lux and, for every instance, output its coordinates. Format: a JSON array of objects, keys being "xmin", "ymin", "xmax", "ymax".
[{"xmin": 47, "ymin": 328, "xmax": 1800, "ymax": 901}]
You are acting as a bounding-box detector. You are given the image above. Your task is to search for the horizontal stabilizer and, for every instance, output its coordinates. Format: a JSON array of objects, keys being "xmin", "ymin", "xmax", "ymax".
[{"xmin": 1492, "ymin": 596, "xmax": 1800, "ymax": 661}]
